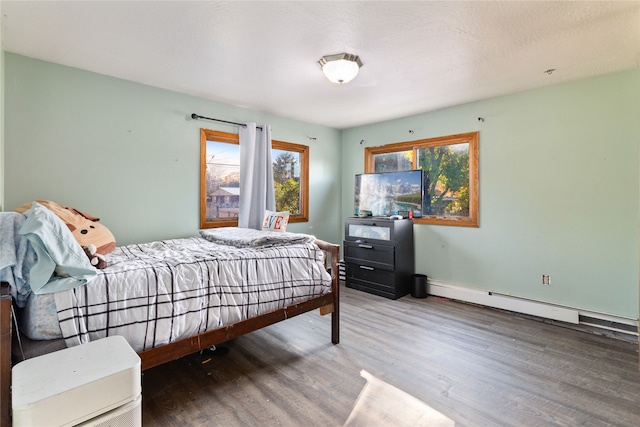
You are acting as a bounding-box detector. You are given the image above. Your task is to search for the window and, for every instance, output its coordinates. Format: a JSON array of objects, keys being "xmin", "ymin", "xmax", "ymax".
[
  {"xmin": 272, "ymin": 141, "xmax": 309, "ymax": 217},
  {"xmin": 365, "ymin": 132, "xmax": 478, "ymax": 227},
  {"xmin": 200, "ymin": 129, "xmax": 309, "ymax": 228}
]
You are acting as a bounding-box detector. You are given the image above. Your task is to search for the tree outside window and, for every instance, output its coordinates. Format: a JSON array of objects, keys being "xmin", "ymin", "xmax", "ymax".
[
  {"xmin": 273, "ymin": 148, "xmax": 303, "ymax": 215},
  {"xmin": 418, "ymin": 142, "xmax": 470, "ymax": 217}
]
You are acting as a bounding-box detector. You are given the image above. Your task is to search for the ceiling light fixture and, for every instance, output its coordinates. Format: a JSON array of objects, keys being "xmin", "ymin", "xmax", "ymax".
[{"xmin": 318, "ymin": 53, "xmax": 363, "ymax": 84}]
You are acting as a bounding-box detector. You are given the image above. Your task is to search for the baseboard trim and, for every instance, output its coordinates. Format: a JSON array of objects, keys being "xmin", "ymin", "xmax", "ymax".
[
  {"xmin": 427, "ymin": 280, "xmax": 570, "ymax": 324},
  {"xmin": 426, "ymin": 280, "xmax": 639, "ymax": 342}
]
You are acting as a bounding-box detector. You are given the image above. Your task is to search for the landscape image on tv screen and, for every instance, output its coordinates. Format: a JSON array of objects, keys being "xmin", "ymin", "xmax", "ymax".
[{"xmin": 354, "ymin": 170, "xmax": 423, "ymax": 217}]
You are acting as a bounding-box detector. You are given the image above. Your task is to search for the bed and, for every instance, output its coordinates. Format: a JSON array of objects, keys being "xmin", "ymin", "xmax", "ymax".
[{"xmin": 0, "ymin": 214, "xmax": 340, "ymax": 426}]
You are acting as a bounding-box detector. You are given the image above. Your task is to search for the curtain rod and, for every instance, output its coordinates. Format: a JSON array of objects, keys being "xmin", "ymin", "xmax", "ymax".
[{"xmin": 191, "ymin": 113, "xmax": 262, "ymax": 130}]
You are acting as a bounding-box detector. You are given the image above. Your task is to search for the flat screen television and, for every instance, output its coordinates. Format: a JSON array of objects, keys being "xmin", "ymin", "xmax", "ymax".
[{"xmin": 354, "ymin": 170, "xmax": 424, "ymax": 217}]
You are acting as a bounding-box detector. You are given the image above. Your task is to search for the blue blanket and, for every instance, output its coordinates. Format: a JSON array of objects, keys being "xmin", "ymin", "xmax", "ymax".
[{"xmin": 0, "ymin": 212, "xmax": 36, "ymax": 307}]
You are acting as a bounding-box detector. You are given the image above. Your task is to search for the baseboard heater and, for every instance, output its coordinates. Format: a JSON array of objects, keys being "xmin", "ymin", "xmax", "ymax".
[{"xmin": 427, "ymin": 280, "xmax": 638, "ymax": 340}]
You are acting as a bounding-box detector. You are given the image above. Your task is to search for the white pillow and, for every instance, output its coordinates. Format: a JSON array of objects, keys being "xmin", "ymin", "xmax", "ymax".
[{"xmin": 262, "ymin": 210, "xmax": 289, "ymax": 232}]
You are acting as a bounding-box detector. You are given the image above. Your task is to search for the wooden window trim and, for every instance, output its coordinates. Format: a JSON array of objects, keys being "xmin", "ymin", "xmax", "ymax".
[
  {"xmin": 364, "ymin": 131, "xmax": 479, "ymax": 227},
  {"xmin": 200, "ymin": 129, "xmax": 239, "ymax": 229},
  {"xmin": 273, "ymin": 140, "xmax": 309, "ymax": 224},
  {"xmin": 200, "ymin": 128, "xmax": 309, "ymax": 229}
]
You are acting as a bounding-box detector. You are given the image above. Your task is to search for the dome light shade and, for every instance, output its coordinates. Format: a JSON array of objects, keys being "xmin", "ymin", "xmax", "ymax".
[{"xmin": 318, "ymin": 53, "xmax": 363, "ymax": 84}]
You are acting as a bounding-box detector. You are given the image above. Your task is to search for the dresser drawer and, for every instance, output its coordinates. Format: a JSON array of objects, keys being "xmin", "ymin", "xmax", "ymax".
[
  {"xmin": 344, "ymin": 241, "xmax": 395, "ymax": 269},
  {"xmin": 346, "ymin": 279, "xmax": 398, "ymax": 299},
  {"xmin": 346, "ymin": 263, "xmax": 395, "ymax": 287},
  {"xmin": 344, "ymin": 220, "xmax": 396, "ymax": 246}
]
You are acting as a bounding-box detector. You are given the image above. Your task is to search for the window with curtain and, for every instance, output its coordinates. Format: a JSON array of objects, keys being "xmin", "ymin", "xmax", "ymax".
[
  {"xmin": 365, "ymin": 132, "xmax": 479, "ymax": 227},
  {"xmin": 200, "ymin": 129, "xmax": 309, "ymax": 228}
]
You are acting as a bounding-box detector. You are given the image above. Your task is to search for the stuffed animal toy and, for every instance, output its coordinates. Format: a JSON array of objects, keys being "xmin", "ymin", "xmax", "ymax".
[
  {"xmin": 15, "ymin": 200, "xmax": 116, "ymax": 254},
  {"xmin": 83, "ymin": 244, "xmax": 107, "ymax": 269}
]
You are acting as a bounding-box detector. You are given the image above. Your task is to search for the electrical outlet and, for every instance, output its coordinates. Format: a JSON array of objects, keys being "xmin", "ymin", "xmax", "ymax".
[{"xmin": 542, "ymin": 275, "xmax": 550, "ymax": 286}]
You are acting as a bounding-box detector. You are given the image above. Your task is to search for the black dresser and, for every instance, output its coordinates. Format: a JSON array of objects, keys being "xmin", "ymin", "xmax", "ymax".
[{"xmin": 343, "ymin": 217, "xmax": 414, "ymax": 299}]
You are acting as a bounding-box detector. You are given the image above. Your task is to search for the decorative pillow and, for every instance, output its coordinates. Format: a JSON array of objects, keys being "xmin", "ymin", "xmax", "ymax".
[
  {"xmin": 262, "ymin": 210, "xmax": 289, "ymax": 232},
  {"xmin": 15, "ymin": 200, "xmax": 116, "ymax": 254},
  {"xmin": 18, "ymin": 202, "xmax": 97, "ymax": 294}
]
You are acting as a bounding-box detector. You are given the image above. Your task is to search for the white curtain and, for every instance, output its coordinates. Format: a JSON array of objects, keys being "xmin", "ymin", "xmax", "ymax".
[{"xmin": 238, "ymin": 123, "xmax": 275, "ymax": 229}]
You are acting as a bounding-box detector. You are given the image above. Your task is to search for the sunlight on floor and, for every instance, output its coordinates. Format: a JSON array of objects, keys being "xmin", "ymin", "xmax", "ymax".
[{"xmin": 344, "ymin": 370, "xmax": 455, "ymax": 427}]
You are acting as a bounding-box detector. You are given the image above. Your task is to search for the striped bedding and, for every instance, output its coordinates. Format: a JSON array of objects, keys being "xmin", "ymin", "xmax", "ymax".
[{"xmin": 54, "ymin": 236, "xmax": 332, "ymax": 352}]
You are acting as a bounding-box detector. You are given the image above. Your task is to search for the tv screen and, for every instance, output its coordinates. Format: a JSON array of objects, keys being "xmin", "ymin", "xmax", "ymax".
[{"xmin": 354, "ymin": 170, "xmax": 424, "ymax": 217}]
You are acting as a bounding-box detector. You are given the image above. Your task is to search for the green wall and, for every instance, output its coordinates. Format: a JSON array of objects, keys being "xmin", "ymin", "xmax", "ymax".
[
  {"xmin": 4, "ymin": 52, "xmax": 639, "ymax": 320},
  {"xmin": 341, "ymin": 69, "xmax": 640, "ymax": 319},
  {"xmin": 3, "ymin": 53, "xmax": 342, "ymax": 246}
]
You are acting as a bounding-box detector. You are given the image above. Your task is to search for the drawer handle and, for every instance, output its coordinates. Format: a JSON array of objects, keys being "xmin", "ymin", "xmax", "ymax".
[
  {"xmin": 359, "ymin": 265, "xmax": 374, "ymax": 271},
  {"xmin": 358, "ymin": 244, "xmax": 373, "ymax": 249}
]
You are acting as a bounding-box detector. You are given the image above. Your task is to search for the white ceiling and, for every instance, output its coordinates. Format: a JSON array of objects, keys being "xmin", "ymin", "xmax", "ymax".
[{"xmin": 1, "ymin": 1, "xmax": 639, "ymax": 129}]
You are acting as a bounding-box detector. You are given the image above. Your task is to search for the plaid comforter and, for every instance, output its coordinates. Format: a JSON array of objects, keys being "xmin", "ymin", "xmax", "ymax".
[{"xmin": 54, "ymin": 236, "xmax": 331, "ymax": 352}]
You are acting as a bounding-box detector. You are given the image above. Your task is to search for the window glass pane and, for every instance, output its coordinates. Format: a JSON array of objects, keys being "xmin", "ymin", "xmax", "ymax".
[
  {"xmin": 417, "ymin": 142, "xmax": 469, "ymax": 217},
  {"xmin": 205, "ymin": 141, "xmax": 240, "ymax": 220},
  {"xmin": 373, "ymin": 151, "xmax": 413, "ymax": 172},
  {"xmin": 273, "ymin": 149, "xmax": 302, "ymax": 215}
]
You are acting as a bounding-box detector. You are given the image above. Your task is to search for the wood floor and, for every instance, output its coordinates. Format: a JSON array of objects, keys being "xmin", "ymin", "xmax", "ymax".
[{"xmin": 142, "ymin": 284, "xmax": 640, "ymax": 426}]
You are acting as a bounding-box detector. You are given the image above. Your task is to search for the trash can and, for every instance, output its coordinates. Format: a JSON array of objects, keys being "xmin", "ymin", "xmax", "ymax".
[{"xmin": 411, "ymin": 274, "xmax": 428, "ymax": 298}]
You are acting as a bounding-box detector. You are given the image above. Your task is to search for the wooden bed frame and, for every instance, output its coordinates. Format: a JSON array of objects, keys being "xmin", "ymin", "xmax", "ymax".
[{"xmin": 0, "ymin": 239, "xmax": 340, "ymax": 426}]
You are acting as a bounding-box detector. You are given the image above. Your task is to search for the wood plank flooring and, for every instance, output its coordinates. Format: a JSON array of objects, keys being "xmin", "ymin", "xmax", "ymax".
[{"xmin": 142, "ymin": 285, "xmax": 640, "ymax": 426}]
